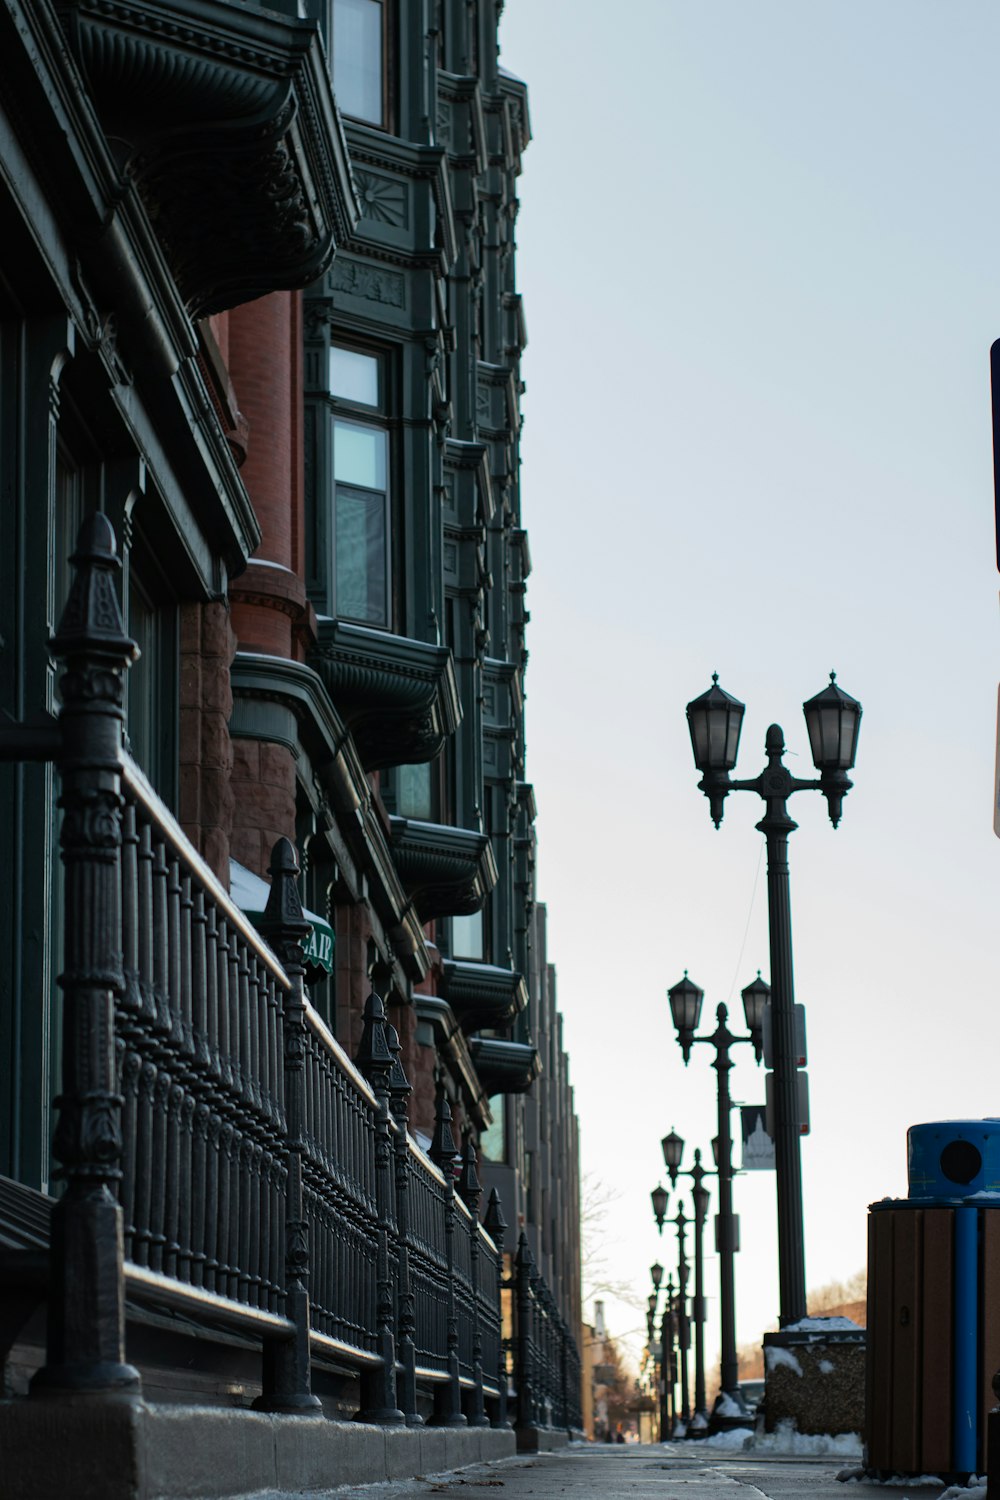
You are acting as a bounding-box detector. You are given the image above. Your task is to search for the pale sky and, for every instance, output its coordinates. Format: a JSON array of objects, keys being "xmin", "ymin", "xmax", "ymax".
[{"xmin": 498, "ymin": 2, "xmax": 1000, "ymax": 1372}]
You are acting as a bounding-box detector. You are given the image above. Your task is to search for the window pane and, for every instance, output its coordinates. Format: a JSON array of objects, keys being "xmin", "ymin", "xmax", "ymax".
[
  {"xmin": 451, "ymin": 911, "xmax": 483, "ymax": 961},
  {"xmin": 330, "ymin": 345, "xmax": 379, "ymax": 406},
  {"xmin": 333, "ymin": 0, "xmax": 383, "ymax": 125},
  {"xmin": 334, "ymin": 418, "xmax": 386, "ymax": 488},
  {"xmin": 397, "ymin": 762, "xmax": 432, "ymax": 820},
  {"xmin": 480, "ymin": 1097, "xmax": 505, "ymax": 1163},
  {"xmin": 335, "ymin": 487, "xmax": 387, "ymax": 624}
]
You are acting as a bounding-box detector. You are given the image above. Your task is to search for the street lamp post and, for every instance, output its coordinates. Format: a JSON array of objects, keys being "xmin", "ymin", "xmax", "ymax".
[
  {"xmin": 654, "ymin": 1186, "xmax": 692, "ymax": 1435},
  {"xmin": 649, "ymin": 1262, "xmax": 664, "ymax": 1441},
  {"xmin": 668, "ymin": 975, "xmax": 767, "ymax": 1417},
  {"xmin": 662, "ymin": 1132, "xmax": 712, "ymax": 1430},
  {"xmin": 674, "ymin": 1205, "xmax": 691, "ymax": 1433},
  {"xmin": 684, "ymin": 673, "xmax": 861, "ymax": 1327},
  {"xmin": 662, "ymin": 1274, "xmax": 676, "ymax": 1436}
]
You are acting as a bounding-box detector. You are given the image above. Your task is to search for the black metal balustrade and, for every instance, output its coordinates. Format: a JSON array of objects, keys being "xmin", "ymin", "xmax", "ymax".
[
  {"xmin": 508, "ymin": 1232, "xmax": 582, "ymax": 1436},
  {"xmin": 1, "ymin": 516, "xmax": 580, "ymax": 1435}
]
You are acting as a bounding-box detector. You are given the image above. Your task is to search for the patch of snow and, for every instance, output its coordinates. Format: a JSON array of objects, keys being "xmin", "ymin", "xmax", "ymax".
[
  {"xmin": 765, "ymin": 1345, "xmax": 803, "ymax": 1376},
  {"xmin": 939, "ymin": 1483, "xmax": 986, "ymax": 1500},
  {"xmin": 697, "ymin": 1427, "xmax": 753, "ymax": 1451},
  {"xmin": 964, "ymin": 1191, "xmax": 1000, "ymax": 1200},
  {"xmin": 784, "ymin": 1315, "xmax": 861, "ymax": 1331},
  {"xmin": 714, "ymin": 1392, "xmax": 745, "ymax": 1417},
  {"xmin": 688, "ymin": 1411, "xmax": 708, "ymax": 1432},
  {"xmin": 672, "ymin": 1420, "xmax": 688, "ymax": 1439},
  {"xmin": 747, "ymin": 1419, "xmax": 862, "ymax": 1458},
  {"xmin": 836, "ymin": 1469, "xmax": 950, "ymax": 1488},
  {"xmin": 818, "ymin": 1358, "xmax": 835, "ymax": 1375},
  {"xmin": 701, "ymin": 1419, "xmax": 860, "ymax": 1458}
]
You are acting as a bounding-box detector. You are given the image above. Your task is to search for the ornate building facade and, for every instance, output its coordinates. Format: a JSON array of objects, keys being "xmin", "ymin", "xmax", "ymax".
[{"xmin": 0, "ymin": 0, "xmax": 580, "ymax": 1492}]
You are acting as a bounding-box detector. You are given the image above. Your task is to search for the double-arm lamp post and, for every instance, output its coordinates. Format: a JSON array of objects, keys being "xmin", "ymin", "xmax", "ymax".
[
  {"xmin": 668, "ymin": 974, "xmax": 768, "ymax": 1416},
  {"xmin": 684, "ymin": 673, "xmax": 861, "ymax": 1327},
  {"xmin": 650, "ymin": 1266, "xmax": 679, "ymax": 1441},
  {"xmin": 651, "ymin": 1189, "xmax": 692, "ymax": 1433},
  {"xmin": 661, "ymin": 1132, "xmax": 712, "ymax": 1430},
  {"xmin": 647, "ymin": 1262, "xmax": 666, "ymax": 1440}
]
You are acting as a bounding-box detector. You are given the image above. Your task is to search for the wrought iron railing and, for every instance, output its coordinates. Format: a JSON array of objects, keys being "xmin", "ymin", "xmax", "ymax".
[{"xmin": 11, "ymin": 514, "xmax": 579, "ymax": 1433}]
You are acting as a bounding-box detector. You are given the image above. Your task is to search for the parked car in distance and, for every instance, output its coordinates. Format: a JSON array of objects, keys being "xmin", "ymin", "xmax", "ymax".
[{"xmin": 739, "ymin": 1379, "xmax": 765, "ymax": 1417}]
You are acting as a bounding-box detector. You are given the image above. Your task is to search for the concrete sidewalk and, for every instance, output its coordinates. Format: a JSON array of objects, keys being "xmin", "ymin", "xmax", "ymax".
[{"xmin": 324, "ymin": 1441, "xmax": 965, "ymax": 1500}]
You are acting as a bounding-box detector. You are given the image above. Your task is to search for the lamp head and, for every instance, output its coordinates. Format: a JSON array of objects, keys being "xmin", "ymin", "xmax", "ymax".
[
  {"xmin": 803, "ymin": 672, "xmax": 862, "ymax": 826},
  {"xmin": 686, "ymin": 673, "xmax": 745, "ymax": 774},
  {"xmin": 740, "ymin": 970, "xmax": 771, "ymax": 1062},
  {"xmin": 661, "ymin": 1127, "xmax": 685, "ymax": 1183},
  {"xmin": 667, "ymin": 972, "xmax": 704, "ymax": 1062}
]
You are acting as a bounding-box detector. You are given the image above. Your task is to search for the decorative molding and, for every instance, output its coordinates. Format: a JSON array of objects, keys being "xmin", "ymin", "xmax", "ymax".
[
  {"xmin": 57, "ymin": 0, "xmax": 359, "ymax": 316},
  {"xmin": 310, "ymin": 620, "xmax": 460, "ymax": 773},
  {"xmin": 331, "ymin": 257, "xmax": 406, "ymax": 309},
  {"xmin": 467, "ymin": 1038, "xmax": 540, "ymax": 1096},
  {"xmin": 388, "ymin": 816, "xmax": 497, "ymax": 922},
  {"xmin": 229, "ymin": 651, "xmax": 429, "ymax": 982},
  {"xmin": 354, "ymin": 170, "xmax": 408, "ymax": 228},
  {"xmin": 438, "ymin": 959, "xmax": 527, "ymax": 1033}
]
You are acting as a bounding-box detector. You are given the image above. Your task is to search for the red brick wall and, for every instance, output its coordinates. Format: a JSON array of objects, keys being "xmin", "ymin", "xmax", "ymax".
[
  {"xmin": 179, "ymin": 600, "xmax": 237, "ymax": 883},
  {"xmin": 229, "ymin": 739, "xmax": 297, "ymax": 878}
]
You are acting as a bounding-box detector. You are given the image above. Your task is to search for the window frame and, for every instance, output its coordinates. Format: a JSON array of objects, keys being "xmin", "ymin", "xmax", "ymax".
[
  {"xmin": 329, "ymin": 340, "xmax": 395, "ymax": 630},
  {"xmin": 331, "ymin": 0, "xmax": 392, "ymax": 132}
]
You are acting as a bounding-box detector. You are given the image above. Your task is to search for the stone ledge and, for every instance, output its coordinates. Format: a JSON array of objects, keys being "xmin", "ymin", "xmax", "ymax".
[
  {"xmin": 0, "ymin": 1398, "xmax": 517, "ymax": 1500},
  {"xmin": 515, "ymin": 1426, "xmax": 571, "ymax": 1453}
]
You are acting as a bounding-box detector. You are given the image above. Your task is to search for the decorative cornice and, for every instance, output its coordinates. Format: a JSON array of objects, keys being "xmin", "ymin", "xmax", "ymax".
[
  {"xmin": 388, "ymin": 816, "xmax": 497, "ymax": 922},
  {"xmin": 228, "ymin": 651, "xmax": 428, "ymax": 982},
  {"xmin": 310, "ymin": 619, "xmax": 461, "ymax": 773},
  {"xmin": 468, "ymin": 1037, "xmax": 540, "ymax": 1096},
  {"xmin": 439, "ymin": 959, "xmax": 528, "ymax": 1033},
  {"xmin": 57, "ymin": 0, "xmax": 359, "ymax": 315},
  {"xmin": 413, "ymin": 995, "xmax": 492, "ymax": 1130}
]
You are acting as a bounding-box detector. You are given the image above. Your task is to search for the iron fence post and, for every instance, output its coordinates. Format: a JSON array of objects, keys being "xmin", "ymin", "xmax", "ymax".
[
  {"xmin": 253, "ymin": 838, "xmax": 321, "ymax": 1412},
  {"xmin": 32, "ymin": 515, "xmax": 141, "ymax": 1398},
  {"xmin": 355, "ymin": 991, "xmax": 405, "ymax": 1424},
  {"xmin": 459, "ymin": 1140, "xmax": 490, "ymax": 1426},
  {"xmin": 387, "ymin": 1020, "xmax": 421, "ymax": 1425},
  {"xmin": 429, "ymin": 1083, "xmax": 466, "ymax": 1426},
  {"xmin": 514, "ymin": 1232, "xmax": 537, "ymax": 1432},
  {"xmin": 483, "ymin": 1187, "xmax": 510, "ymax": 1429}
]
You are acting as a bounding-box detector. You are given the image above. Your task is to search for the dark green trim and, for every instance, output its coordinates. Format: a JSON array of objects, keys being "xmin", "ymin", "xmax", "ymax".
[
  {"xmin": 230, "ymin": 651, "xmax": 429, "ymax": 982},
  {"xmin": 388, "ymin": 815, "xmax": 496, "ymax": 921},
  {"xmin": 310, "ymin": 619, "xmax": 460, "ymax": 772},
  {"xmin": 467, "ymin": 1038, "xmax": 540, "ymax": 1096},
  {"xmin": 413, "ymin": 995, "xmax": 491, "ymax": 1131},
  {"xmin": 59, "ymin": 0, "xmax": 360, "ymax": 314},
  {"xmin": 438, "ymin": 959, "xmax": 527, "ymax": 1033}
]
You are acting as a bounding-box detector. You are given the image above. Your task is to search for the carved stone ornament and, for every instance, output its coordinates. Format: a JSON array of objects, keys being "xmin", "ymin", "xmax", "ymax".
[
  {"xmin": 310, "ymin": 620, "xmax": 461, "ymax": 772},
  {"xmin": 388, "ymin": 816, "xmax": 498, "ymax": 922},
  {"xmin": 56, "ymin": 0, "xmax": 359, "ymax": 315}
]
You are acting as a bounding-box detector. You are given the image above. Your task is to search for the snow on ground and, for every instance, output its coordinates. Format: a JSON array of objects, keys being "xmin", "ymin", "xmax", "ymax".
[
  {"xmin": 693, "ymin": 1418, "xmax": 862, "ymax": 1458},
  {"xmin": 836, "ymin": 1469, "xmax": 986, "ymax": 1494}
]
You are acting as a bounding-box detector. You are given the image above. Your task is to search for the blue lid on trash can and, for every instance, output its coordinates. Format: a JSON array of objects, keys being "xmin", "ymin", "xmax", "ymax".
[{"xmin": 908, "ymin": 1120, "xmax": 1000, "ymax": 1199}]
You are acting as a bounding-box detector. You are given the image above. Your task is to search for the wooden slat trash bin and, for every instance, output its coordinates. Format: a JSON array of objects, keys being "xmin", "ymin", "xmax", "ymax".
[{"xmin": 867, "ymin": 1119, "xmax": 1000, "ymax": 1481}]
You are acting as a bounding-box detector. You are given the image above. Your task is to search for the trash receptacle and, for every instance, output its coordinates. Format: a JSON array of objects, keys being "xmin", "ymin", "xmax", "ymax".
[{"xmin": 866, "ymin": 1119, "xmax": 1000, "ymax": 1478}]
